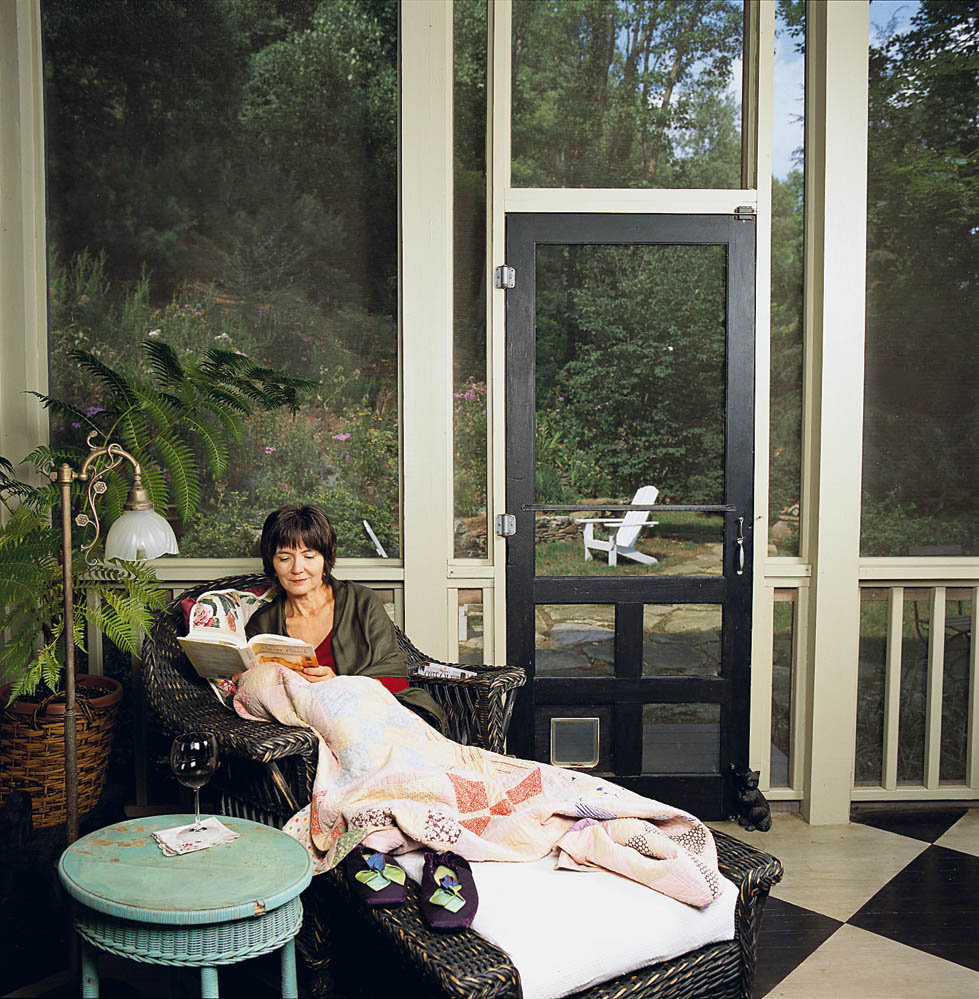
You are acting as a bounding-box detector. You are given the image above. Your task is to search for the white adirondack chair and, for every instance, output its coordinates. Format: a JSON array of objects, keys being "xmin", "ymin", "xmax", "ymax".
[{"xmin": 576, "ymin": 485, "xmax": 659, "ymax": 566}]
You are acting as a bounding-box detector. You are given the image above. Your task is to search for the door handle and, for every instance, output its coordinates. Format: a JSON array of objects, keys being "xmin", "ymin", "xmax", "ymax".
[{"xmin": 736, "ymin": 516, "xmax": 745, "ymax": 575}]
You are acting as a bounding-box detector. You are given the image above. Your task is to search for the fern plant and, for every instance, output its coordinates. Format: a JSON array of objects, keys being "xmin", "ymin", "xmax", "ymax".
[
  {"xmin": 0, "ymin": 492, "xmax": 168, "ymax": 700},
  {"xmin": 30, "ymin": 339, "xmax": 314, "ymax": 524},
  {"xmin": 0, "ymin": 341, "xmax": 315, "ymax": 701}
]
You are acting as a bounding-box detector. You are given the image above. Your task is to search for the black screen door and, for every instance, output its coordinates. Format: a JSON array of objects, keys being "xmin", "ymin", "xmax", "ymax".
[{"xmin": 504, "ymin": 213, "xmax": 755, "ymax": 819}]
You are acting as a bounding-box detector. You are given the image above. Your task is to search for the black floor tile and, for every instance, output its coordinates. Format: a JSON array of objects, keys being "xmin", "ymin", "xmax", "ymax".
[
  {"xmin": 852, "ymin": 806, "xmax": 968, "ymax": 844},
  {"xmin": 848, "ymin": 844, "xmax": 979, "ymax": 973},
  {"xmin": 752, "ymin": 896, "xmax": 843, "ymax": 998}
]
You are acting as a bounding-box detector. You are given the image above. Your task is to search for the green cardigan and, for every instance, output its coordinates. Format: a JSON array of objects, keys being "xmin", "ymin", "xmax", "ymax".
[{"xmin": 245, "ymin": 578, "xmax": 445, "ymax": 731}]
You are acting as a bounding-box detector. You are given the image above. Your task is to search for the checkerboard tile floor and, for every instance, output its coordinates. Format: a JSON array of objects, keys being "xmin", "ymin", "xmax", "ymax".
[{"xmin": 710, "ymin": 806, "xmax": 979, "ymax": 999}]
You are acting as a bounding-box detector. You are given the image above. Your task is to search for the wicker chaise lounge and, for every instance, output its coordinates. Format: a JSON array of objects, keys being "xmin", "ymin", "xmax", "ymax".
[{"xmin": 142, "ymin": 574, "xmax": 783, "ymax": 999}]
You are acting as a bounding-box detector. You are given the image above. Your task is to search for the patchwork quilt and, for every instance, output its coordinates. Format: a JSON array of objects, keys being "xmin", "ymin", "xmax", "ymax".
[{"xmin": 234, "ymin": 664, "xmax": 722, "ymax": 907}]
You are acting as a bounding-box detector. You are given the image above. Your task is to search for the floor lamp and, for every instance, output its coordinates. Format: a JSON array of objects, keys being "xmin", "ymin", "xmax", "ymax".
[{"xmin": 52, "ymin": 437, "xmax": 178, "ymax": 844}]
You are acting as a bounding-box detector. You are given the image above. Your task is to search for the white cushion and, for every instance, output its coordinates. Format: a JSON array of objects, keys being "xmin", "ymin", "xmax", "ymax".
[{"xmin": 399, "ymin": 849, "xmax": 737, "ymax": 999}]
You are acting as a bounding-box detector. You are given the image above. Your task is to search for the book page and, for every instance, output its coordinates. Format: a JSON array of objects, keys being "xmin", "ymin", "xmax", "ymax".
[{"xmin": 178, "ymin": 635, "xmax": 252, "ymax": 679}]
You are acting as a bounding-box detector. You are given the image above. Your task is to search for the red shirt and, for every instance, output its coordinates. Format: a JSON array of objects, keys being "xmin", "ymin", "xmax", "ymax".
[{"xmin": 315, "ymin": 630, "xmax": 408, "ymax": 694}]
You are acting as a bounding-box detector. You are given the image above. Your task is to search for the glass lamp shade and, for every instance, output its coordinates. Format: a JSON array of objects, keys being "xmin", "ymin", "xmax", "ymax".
[{"xmin": 104, "ymin": 508, "xmax": 179, "ymax": 561}]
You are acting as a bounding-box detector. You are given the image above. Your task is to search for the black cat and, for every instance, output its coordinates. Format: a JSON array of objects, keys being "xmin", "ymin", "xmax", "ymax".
[{"xmin": 729, "ymin": 765, "xmax": 772, "ymax": 832}]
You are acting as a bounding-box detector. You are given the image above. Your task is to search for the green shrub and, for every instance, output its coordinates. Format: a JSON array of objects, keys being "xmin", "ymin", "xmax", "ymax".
[
  {"xmin": 454, "ymin": 381, "xmax": 487, "ymax": 516},
  {"xmin": 180, "ymin": 485, "xmax": 397, "ymax": 560},
  {"xmin": 860, "ymin": 493, "xmax": 979, "ymax": 556}
]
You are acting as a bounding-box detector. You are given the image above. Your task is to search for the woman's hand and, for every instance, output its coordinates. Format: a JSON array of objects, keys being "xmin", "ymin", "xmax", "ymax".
[{"xmin": 301, "ymin": 664, "xmax": 337, "ymax": 684}]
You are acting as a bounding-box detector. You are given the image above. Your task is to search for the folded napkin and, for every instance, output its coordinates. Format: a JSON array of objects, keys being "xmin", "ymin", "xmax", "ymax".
[{"xmin": 153, "ymin": 816, "xmax": 240, "ymax": 856}]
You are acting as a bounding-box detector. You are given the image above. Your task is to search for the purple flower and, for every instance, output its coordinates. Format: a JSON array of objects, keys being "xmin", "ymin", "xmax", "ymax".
[
  {"xmin": 558, "ymin": 396, "xmax": 565, "ymax": 402},
  {"xmin": 71, "ymin": 421, "xmax": 81, "ymax": 428},
  {"xmin": 264, "ymin": 446, "xmax": 276, "ymax": 454},
  {"xmin": 85, "ymin": 406, "xmax": 104, "ymax": 417},
  {"xmin": 300, "ymin": 355, "xmax": 307, "ymax": 362},
  {"xmin": 332, "ymin": 433, "xmax": 351, "ymax": 441}
]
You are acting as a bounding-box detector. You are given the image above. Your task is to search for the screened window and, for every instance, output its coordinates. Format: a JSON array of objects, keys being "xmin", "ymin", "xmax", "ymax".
[
  {"xmin": 511, "ymin": 0, "xmax": 746, "ymax": 189},
  {"xmin": 454, "ymin": 0, "xmax": 489, "ymax": 558},
  {"xmin": 769, "ymin": 0, "xmax": 805, "ymax": 557},
  {"xmin": 42, "ymin": 0, "xmax": 400, "ymax": 559},
  {"xmin": 862, "ymin": 0, "xmax": 979, "ymax": 556}
]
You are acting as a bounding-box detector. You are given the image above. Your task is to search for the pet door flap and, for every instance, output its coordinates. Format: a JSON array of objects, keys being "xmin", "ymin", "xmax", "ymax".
[{"xmin": 550, "ymin": 717, "xmax": 600, "ymax": 768}]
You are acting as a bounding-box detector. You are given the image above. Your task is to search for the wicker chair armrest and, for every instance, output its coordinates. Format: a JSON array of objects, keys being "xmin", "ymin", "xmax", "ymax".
[
  {"xmin": 408, "ymin": 661, "xmax": 527, "ymax": 753},
  {"xmin": 712, "ymin": 827, "xmax": 784, "ymax": 894},
  {"xmin": 141, "ymin": 612, "xmax": 319, "ymax": 766}
]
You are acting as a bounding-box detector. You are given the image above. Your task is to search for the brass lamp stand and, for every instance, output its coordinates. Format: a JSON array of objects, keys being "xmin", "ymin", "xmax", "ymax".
[{"xmin": 50, "ymin": 435, "xmax": 177, "ymax": 844}]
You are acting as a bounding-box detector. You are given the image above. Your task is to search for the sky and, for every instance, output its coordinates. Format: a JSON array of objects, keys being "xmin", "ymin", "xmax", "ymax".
[{"xmin": 770, "ymin": 0, "xmax": 920, "ymax": 180}]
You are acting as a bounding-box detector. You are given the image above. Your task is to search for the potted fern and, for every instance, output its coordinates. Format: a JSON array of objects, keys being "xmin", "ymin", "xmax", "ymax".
[{"xmin": 0, "ymin": 339, "xmax": 313, "ymax": 827}]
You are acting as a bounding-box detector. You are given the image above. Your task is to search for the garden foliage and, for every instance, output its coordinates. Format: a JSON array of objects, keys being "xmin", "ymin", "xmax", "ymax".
[{"xmin": 36, "ymin": 0, "xmax": 978, "ymax": 559}]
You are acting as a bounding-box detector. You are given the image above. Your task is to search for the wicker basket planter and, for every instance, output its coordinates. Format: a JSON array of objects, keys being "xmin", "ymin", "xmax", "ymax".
[{"xmin": 0, "ymin": 675, "xmax": 123, "ymax": 829}]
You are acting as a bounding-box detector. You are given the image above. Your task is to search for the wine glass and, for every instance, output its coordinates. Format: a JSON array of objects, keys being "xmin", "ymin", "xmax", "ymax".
[{"xmin": 170, "ymin": 732, "xmax": 218, "ymax": 831}]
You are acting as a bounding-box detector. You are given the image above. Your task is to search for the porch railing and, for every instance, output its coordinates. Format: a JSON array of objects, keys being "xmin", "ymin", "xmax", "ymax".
[{"xmin": 759, "ymin": 558, "xmax": 978, "ymax": 803}]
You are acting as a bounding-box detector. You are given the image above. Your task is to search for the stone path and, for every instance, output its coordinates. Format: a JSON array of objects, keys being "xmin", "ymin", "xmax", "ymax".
[{"xmin": 534, "ymin": 544, "xmax": 724, "ymax": 678}]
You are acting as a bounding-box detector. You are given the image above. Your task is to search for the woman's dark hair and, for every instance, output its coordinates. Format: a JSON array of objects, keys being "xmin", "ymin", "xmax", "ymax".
[{"xmin": 260, "ymin": 505, "xmax": 337, "ymax": 584}]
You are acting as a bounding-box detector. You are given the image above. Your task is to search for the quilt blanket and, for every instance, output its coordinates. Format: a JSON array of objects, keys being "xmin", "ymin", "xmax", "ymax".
[{"xmin": 234, "ymin": 665, "xmax": 722, "ymax": 907}]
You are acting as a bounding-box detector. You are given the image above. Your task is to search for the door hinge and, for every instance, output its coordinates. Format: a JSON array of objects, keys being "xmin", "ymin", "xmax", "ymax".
[
  {"xmin": 734, "ymin": 205, "xmax": 756, "ymax": 221},
  {"xmin": 494, "ymin": 265, "xmax": 516, "ymax": 289},
  {"xmin": 495, "ymin": 513, "xmax": 517, "ymax": 537}
]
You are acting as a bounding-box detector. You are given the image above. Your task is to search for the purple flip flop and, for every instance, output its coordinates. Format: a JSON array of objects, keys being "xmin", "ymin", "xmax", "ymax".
[
  {"xmin": 344, "ymin": 845, "xmax": 407, "ymax": 906},
  {"xmin": 420, "ymin": 850, "xmax": 479, "ymax": 931}
]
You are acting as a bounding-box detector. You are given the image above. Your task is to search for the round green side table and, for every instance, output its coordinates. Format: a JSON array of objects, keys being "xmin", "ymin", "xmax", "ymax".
[{"xmin": 58, "ymin": 814, "xmax": 313, "ymax": 998}]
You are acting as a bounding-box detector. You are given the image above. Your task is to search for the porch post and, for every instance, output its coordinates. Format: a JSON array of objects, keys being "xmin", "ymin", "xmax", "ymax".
[
  {"xmin": 0, "ymin": 0, "xmax": 48, "ymax": 478},
  {"xmin": 401, "ymin": 0, "xmax": 454, "ymax": 657},
  {"xmin": 800, "ymin": 0, "xmax": 870, "ymax": 824}
]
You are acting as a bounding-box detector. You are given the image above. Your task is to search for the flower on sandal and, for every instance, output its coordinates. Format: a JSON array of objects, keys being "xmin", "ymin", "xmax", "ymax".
[
  {"xmin": 429, "ymin": 864, "xmax": 465, "ymax": 913},
  {"xmin": 354, "ymin": 851, "xmax": 407, "ymax": 893}
]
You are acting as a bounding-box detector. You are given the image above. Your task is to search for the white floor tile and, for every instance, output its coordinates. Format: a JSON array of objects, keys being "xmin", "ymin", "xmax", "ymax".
[
  {"xmin": 709, "ymin": 814, "xmax": 926, "ymax": 921},
  {"xmin": 766, "ymin": 923, "xmax": 979, "ymax": 999},
  {"xmin": 935, "ymin": 807, "xmax": 979, "ymax": 858}
]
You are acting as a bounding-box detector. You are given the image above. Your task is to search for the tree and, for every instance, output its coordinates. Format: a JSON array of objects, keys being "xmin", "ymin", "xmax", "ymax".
[
  {"xmin": 537, "ymin": 244, "xmax": 727, "ymax": 502},
  {"xmin": 512, "ymin": 0, "xmax": 743, "ymax": 189},
  {"xmin": 41, "ymin": 0, "xmax": 404, "ymax": 557},
  {"xmin": 862, "ymin": 0, "xmax": 979, "ymax": 553},
  {"xmin": 517, "ymin": 2, "xmax": 744, "ymax": 502}
]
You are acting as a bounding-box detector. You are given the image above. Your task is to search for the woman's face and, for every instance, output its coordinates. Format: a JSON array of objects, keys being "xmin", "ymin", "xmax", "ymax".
[{"xmin": 272, "ymin": 542, "xmax": 327, "ymax": 599}]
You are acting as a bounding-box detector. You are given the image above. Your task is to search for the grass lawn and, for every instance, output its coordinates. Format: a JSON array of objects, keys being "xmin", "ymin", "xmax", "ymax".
[{"xmin": 534, "ymin": 511, "xmax": 724, "ymax": 576}]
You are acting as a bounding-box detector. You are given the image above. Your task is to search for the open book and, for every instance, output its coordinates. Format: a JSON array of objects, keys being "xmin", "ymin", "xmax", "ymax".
[
  {"xmin": 178, "ymin": 631, "xmax": 318, "ymax": 680},
  {"xmin": 178, "ymin": 587, "xmax": 317, "ymax": 681}
]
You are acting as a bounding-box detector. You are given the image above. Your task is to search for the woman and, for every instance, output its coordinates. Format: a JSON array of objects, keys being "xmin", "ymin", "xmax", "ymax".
[{"xmin": 245, "ymin": 504, "xmax": 444, "ymax": 731}]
